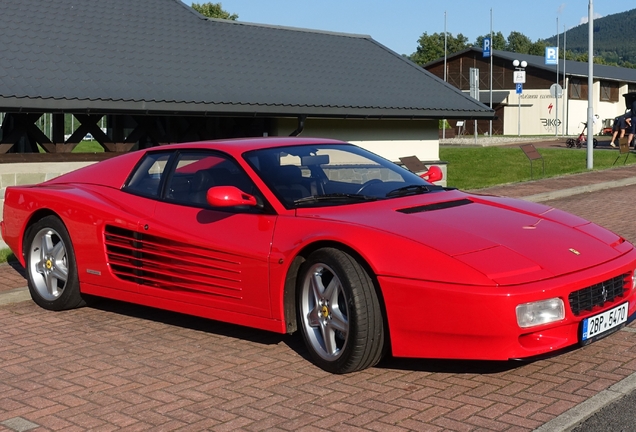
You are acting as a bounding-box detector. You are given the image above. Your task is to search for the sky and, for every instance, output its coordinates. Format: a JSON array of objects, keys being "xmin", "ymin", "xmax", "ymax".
[{"xmin": 189, "ymin": 1, "xmax": 633, "ymax": 56}]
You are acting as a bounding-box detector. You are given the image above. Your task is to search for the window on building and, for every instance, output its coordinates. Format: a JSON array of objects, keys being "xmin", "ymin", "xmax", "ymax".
[
  {"xmin": 570, "ymin": 79, "xmax": 582, "ymax": 100},
  {"xmin": 569, "ymin": 78, "xmax": 589, "ymax": 100},
  {"xmin": 600, "ymin": 81, "xmax": 619, "ymax": 102},
  {"xmin": 629, "ymin": 83, "xmax": 636, "ymax": 94}
]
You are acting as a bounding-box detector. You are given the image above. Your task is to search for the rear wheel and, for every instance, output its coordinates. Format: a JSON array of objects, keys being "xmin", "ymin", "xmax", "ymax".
[
  {"xmin": 297, "ymin": 248, "xmax": 385, "ymax": 373},
  {"xmin": 24, "ymin": 216, "xmax": 85, "ymax": 311}
]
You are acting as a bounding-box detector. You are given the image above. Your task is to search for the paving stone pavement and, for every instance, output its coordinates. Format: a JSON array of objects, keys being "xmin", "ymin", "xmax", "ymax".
[{"xmin": 2, "ymin": 161, "xmax": 636, "ymax": 431}]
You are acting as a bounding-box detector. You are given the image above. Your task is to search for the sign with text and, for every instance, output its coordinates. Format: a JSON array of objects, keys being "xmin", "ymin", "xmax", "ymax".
[
  {"xmin": 513, "ymin": 70, "xmax": 526, "ymax": 84},
  {"xmin": 469, "ymin": 68, "xmax": 479, "ymax": 99},
  {"xmin": 545, "ymin": 47, "xmax": 558, "ymax": 65},
  {"xmin": 483, "ymin": 37, "xmax": 491, "ymax": 58}
]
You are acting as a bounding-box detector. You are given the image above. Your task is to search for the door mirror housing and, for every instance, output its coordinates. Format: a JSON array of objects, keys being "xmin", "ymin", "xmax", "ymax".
[
  {"xmin": 420, "ymin": 165, "xmax": 443, "ymax": 183},
  {"xmin": 206, "ymin": 186, "xmax": 258, "ymax": 207}
]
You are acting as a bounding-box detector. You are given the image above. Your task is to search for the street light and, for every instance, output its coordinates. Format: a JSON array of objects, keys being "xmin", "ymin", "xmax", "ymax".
[{"xmin": 513, "ymin": 60, "xmax": 527, "ymax": 137}]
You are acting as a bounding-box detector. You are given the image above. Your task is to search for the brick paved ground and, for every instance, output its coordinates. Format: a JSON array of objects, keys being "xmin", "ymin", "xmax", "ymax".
[
  {"xmin": 470, "ymin": 162, "xmax": 636, "ymax": 200},
  {"xmin": 2, "ymin": 167, "xmax": 636, "ymax": 431},
  {"xmin": 0, "ymin": 262, "xmax": 25, "ymax": 293}
]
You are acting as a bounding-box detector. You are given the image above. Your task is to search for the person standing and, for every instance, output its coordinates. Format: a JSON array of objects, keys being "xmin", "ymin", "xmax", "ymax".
[
  {"xmin": 609, "ymin": 114, "xmax": 632, "ymax": 147},
  {"xmin": 626, "ymin": 95, "xmax": 636, "ymax": 147}
]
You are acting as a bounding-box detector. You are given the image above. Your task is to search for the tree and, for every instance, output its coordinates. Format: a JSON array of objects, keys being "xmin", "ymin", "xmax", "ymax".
[
  {"xmin": 474, "ymin": 31, "xmax": 506, "ymax": 51},
  {"xmin": 191, "ymin": 2, "xmax": 238, "ymax": 20},
  {"xmin": 409, "ymin": 32, "xmax": 469, "ymax": 65},
  {"xmin": 506, "ymin": 31, "xmax": 533, "ymax": 54},
  {"xmin": 528, "ymin": 40, "xmax": 547, "ymax": 56}
]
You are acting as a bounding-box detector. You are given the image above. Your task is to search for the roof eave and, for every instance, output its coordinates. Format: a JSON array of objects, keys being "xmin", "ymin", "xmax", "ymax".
[{"xmin": 0, "ymin": 97, "xmax": 495, "ymax": 120}]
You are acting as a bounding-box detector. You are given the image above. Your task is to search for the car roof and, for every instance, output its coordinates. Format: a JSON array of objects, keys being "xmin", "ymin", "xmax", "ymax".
[{"xmin": 151, "ymin": 137, "xmax": 348, "ymax": 157}]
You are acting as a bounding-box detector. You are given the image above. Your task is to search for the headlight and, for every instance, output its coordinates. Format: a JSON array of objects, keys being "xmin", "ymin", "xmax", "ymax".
[{"xmin": 516, "ymin": 298, "xmax": 565, "ymax": 328}]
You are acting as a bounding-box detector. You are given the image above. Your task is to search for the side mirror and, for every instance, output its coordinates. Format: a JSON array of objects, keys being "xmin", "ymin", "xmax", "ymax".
[
  {"xmin": 206, "ymin": 186, "xmax": 257, "ymax": 207},
  {"xmin": 420, "ymin": 165, "xmax": 443, "ymax": 183}
]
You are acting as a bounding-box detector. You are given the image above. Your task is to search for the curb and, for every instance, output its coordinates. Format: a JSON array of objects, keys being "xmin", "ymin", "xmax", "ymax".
[
  {"xmin": 534, "ymin": 371, "xmax": 636, "ymax": 432},
  {"xmin": 523, "ymin": 177, "xmax": 636, "ymax": 203},
  {"xmin": 0, "ymin": 287, "xmax": 30, "ymax": 306}
]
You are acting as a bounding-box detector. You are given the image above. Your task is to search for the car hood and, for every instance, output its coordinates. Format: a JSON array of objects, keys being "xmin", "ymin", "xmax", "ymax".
[{"xmin": 296, "ymin": 190, "xmax": 630, "ymax": 285}]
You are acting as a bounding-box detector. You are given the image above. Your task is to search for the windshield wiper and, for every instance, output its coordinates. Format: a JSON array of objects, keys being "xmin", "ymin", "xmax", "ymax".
[
  {"xmin": 293, "ymin": 193, "xmax": 379, "ymax": 205},
  {"xmin": 386, "ymin": 184, "xmax": 444, "ymax": 198}
]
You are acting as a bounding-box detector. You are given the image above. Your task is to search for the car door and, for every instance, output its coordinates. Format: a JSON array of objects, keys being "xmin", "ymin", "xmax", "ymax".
[
  {"xmin": 134, "ymin": 150, "xmax": 277, "ymax": 318},
  {"xmin": 94, "ymin": 151, "xmax": 172, "ymax": 293}
]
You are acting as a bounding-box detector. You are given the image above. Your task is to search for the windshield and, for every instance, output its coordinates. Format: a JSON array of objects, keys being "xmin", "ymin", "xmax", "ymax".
[{"xmin": 244, "ymin": 143, "xmax": 443, "ymax": 208}]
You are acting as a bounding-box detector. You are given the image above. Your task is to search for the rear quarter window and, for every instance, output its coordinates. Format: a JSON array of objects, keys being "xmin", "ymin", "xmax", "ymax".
[{"xmin": 124, "ymin": 152, "xmax": 172, "ymax": 197}]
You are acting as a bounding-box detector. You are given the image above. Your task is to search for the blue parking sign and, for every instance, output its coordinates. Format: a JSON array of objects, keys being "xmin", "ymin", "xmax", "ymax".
[
  {"xmin": 545, "ymin": 47, "xmax": 558, "ymax": 65},
  {"xmin": 516, "ymin": 83, "xmax": 523, "ymax": 94},
  {"xmin": 483, "ymin": 37, "xmax": 491, "ymax": 58}
]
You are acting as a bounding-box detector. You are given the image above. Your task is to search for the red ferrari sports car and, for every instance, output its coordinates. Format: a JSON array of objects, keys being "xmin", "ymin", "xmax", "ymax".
[{"xmin": 2, "ymin": 137, "xmax": 636, "ymax": 373}]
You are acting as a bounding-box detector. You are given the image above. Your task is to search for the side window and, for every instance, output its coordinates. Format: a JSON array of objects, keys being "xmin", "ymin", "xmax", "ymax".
[
  {"xmin": 124, "ymin": 152, "xmax": 172, "ymax": 197},
  {"xmin": 164, "ymin": 151, "xmax": 262, "ymax": 209}
]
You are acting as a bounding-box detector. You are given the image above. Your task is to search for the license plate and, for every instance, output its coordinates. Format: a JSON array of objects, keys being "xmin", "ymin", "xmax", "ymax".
[{"xmin": 581, "ymin": 302, "xmax": 628, "ymax": 344}]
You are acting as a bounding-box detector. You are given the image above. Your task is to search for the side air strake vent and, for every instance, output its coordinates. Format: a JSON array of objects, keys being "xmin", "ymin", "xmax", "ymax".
[
  {"xmin": 397, "ymin": 199, "xmax": 473, "ymax": 214},
  {"xmin": 104, "ymin": 225, "xmax": 243, "ymax": 299}
]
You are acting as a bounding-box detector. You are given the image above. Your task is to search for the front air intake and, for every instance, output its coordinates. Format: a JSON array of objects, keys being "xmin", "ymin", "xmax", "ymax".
[{"xmin": 568, "ymin": 273, "xmax": 630, "ymax": 315}]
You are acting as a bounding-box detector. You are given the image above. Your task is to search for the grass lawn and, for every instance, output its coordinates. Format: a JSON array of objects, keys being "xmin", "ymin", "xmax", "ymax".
[
  {"xmin": 73, "ymin": 139, "xmax": 105, "ymax": 152},
  {"xmin": 37, "ymin": 140, "xmax": 105, "ymax": 153},
  {"xmin": 0, "ymin": 248, "xmax": 15, "ymax": 264},
  {"xmin": 440, "ymin": 146, "xmax": 636, "ymax": 190}
]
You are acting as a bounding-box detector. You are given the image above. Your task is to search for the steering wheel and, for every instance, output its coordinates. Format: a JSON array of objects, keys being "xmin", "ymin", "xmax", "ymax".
[{"xmin": 356, "ymin": 179, "xmax": 383, "ymax": 194}]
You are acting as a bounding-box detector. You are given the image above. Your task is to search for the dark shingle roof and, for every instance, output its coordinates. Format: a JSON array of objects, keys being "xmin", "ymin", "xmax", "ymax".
[
  {"xmin": 0, "ymin": 0, "xmax": 493, "ymax": 119},
  {"xmin": 491, "ymin": 49, "xmax": 636, "ymax": 82},
  {"xmin": 427, "ymin": 47, "xmax": 636, "ymax": 83}
]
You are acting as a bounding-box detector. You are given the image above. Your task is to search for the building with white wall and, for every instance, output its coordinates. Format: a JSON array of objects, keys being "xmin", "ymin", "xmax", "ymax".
[{"xmin": 424, "ymin": 48, "xmax": 636, "ymax": 136}]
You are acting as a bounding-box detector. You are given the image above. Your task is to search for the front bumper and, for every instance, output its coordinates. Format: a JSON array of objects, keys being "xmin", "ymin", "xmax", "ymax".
[{"xmin": 380, "ymin": 248, "xmax": 636, "ymax": 360}]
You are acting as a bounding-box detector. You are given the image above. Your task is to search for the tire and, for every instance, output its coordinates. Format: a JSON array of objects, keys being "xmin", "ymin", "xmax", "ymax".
[
  {"xmin": 24, "ymin": 215, "xmax": 85, "ymax": 311},
  {"xmin": 297, "ymin": 248, "xmax": 385, "ymax": 373},
  {"xmin": 592, "ymin": 138, "xmax": 598, "ymax": 148},
  {"xmin": 566, "ymin": 138, "xmax": 575, "ymax": 148}
]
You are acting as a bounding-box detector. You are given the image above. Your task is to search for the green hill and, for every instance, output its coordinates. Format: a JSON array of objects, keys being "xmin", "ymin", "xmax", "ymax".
[{"xmin": 543, "ymin": 8, "xmax": 636, "ymax": 67}]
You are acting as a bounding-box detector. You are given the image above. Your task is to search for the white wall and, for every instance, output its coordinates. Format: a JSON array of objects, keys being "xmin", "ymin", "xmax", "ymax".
[
  {"xmin": 503, "ymin": 82, "xmax": 632, "ymax": 136},
  {"xmin": 272, "ymin": 118, "xmax": 440, "ymax": 162},
  {"xmin": 504, "ymin": 89, "xmax": 565, "ymax": 135}
]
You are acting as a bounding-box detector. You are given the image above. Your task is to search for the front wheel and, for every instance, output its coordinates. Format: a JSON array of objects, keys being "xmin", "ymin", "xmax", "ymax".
[
  {"xmin": 297, "ymin": 248, "xmax": 385, "ymax": 373},
  {"xmin": 24, "ymin": 215, "xmax": 85, "ymax": 311}
]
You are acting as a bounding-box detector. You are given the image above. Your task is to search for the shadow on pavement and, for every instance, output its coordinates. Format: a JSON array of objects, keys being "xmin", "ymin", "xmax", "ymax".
[
  {"xmin": 83, "ymin": 297, "xmax": 539, "ymax": 374},
  {"xmin": 8, "ymin": 260, "xmax": 26, "ymax": 277},
  {"xmin": 378, "ymin": 356, "xmax": 522, "ymax": 374},
  {"xmin": 87, "ymin": 297, "xmax": 289, "ymax": 346}
]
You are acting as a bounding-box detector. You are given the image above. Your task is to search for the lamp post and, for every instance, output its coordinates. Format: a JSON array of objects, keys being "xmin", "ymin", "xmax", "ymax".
[
  {"xmin": 513, "ymin": 60, "xmax": 527, "ymax": 136},
  {"xmin": 587, "ymin": 0, "xmax": 594, "ymax": 169}
]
